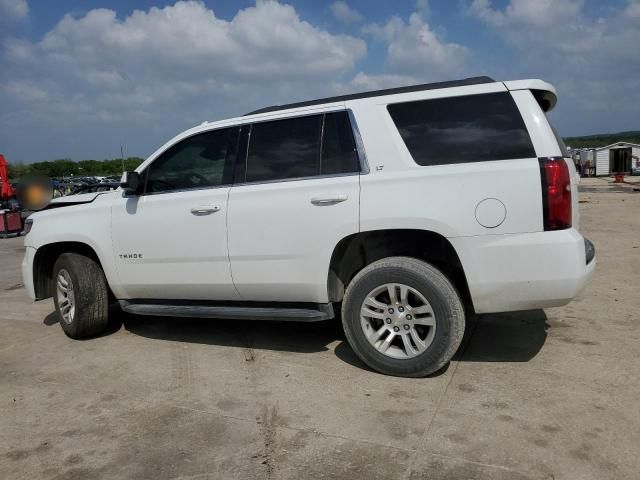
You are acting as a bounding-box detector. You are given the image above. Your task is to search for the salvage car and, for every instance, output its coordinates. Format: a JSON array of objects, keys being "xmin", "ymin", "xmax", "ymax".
[{"xmin": 22, "ymin": 77, "xmax": 595, "ymax": 377}]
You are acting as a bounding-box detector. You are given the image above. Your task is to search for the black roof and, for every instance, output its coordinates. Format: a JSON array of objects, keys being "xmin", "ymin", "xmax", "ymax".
[{"xmin": 245, "ymin": 76, "xmax": 496, "ymax": 116}]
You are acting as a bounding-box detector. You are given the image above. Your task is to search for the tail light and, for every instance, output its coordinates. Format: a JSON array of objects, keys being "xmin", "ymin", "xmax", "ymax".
[{"xmin": 539, "ymin": 157, "xmax": 572, "ymax": 230}]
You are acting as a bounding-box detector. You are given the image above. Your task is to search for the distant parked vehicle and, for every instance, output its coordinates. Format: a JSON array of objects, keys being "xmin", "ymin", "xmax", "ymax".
[
  {"xmin": 101, "ymin": 176, "xmax": 122, "ymax": 183},
  {"xmin": 71, "ymin": 182, "xmax": 120, "ymax": 194}
]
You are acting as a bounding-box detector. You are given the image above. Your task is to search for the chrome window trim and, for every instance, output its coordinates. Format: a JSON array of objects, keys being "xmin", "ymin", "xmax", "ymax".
[
  {"xmin": 318, "ymin": 114, "xmax": 326, "ymax": 175},
  {"xmin": 232, "ymin": 171, "xmax": 360, "ymax": 188},
  {"xmin": 245, "ymin": 108, "xmax": 345, "ymax": 126},
  {"xmin": 347, "ymin": 109, "xmax": 370, "ymax": 175},
  {"xmin": 125, "ymin": 182, "xmax": 231, "ymax": 198},
  {"xmin": 127, "ymin": 170, "xmax": 362, "ymax": 198},
  {"xmin": 136, "ymin": 108, "xmax": 365, "ymax": 195}
]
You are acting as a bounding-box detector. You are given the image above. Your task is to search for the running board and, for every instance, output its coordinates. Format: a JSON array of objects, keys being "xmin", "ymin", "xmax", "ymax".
[{"xmin": 118, "ymin": 300, "xmax": 334, "ymax": 322}]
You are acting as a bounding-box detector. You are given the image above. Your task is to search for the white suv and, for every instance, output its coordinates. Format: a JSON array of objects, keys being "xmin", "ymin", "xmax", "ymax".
[{"xmin": 22, "ymin": 76, "xmax": 595, "ymax": 377}]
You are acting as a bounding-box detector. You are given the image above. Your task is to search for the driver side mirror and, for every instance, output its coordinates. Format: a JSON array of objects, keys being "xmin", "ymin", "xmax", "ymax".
[{"xmin": 120, "ymin": 171, "xmax": 141, "ymax": 194}]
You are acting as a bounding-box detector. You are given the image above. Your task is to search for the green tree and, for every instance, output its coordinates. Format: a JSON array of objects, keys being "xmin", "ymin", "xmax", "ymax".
[{"xmin": 7, "ymin": 157, "xmax": 144, "ymax": 181}]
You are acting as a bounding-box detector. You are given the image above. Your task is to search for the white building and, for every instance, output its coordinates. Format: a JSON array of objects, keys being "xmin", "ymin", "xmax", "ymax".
[
  {"xmin": 570, "ymin": 148, "xmax": 597, "ymax": 176},
  {"xmin": 595, "ymin": 142, "xmax": 640, "ymax": 176}
]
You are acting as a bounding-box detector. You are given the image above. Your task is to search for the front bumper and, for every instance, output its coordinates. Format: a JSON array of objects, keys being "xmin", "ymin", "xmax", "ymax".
[{"xmin": 21, "ymin": 246, "xmax": 37, "ymax": 301}]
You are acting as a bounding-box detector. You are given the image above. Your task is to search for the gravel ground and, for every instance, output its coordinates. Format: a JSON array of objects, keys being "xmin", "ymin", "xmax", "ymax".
[{"xmin": 1, "ymin": 177, "xmax": 639, "ymax": 480}]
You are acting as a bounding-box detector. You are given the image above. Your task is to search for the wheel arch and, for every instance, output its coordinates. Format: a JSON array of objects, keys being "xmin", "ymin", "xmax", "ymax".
[
  {"xmin": 327, "ymin": 229, "xmax": 473, "ymax": 312},
  {"xmin": 32, "ymin": 241, "xmax": 111, "ymax": 300}
]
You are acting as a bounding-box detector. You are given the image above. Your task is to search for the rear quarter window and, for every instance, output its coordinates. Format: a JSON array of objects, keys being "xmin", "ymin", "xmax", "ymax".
[
  {"xmin": 387, "ymin": 92, "xmax": 536, "ymax": 166},
  {"xmin": 321, "ymin": 111, "xmax": 359, "ymax": 175},
  {"xmin": 550, "ymin": 123, "xmax": 570, "ymax": 157}
]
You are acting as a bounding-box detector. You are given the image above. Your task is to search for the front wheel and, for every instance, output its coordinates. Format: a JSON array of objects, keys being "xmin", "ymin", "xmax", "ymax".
[
  {"xmin": 341, "ymin": 257, "xmax": 465, "ymax": 377},
  {"xmin": 53, "ymin": 253, "xmax": 109, "ymax": 339}
]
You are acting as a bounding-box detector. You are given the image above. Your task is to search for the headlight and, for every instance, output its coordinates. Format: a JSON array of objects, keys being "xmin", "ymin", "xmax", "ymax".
[{"xmin": 23, "ymin": 218, "xmax": 33, "ymax": 235}]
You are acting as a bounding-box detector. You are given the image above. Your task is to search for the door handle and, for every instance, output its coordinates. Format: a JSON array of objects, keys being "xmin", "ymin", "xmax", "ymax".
[
  {"xmin": 310, "ymin": 194, "xmax": 348, "ymax": 206},
  {"xmin": 190, "ymin": 205, "xmax": 221, "ymax": 216}
]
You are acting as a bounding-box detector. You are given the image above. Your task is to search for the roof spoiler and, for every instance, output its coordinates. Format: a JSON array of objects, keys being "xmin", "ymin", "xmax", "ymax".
[{"xmin": 504, "ymin": 79, "xmax": 557, "ymax": 112}]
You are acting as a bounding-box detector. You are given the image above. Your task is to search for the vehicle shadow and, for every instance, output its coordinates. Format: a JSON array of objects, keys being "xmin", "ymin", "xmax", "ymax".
[
  {"xmin": 455, "ymin": 309, "xmax": 549, "ymax": 363},
  {"xmin": 120, "ymin": 311, "xmax": 345, "ymax": 354},
  {"xmin": 43, "ymin": 311, "xmax": 59, "ymax": 326},
  {"xmin": 42, "ymin": 307, "xmax": 549, "ymax": 371},
  {"xmin": 333, "ymin": 309, "xmax": 549, "ymax": 375},
  {"xmin": 42, "ymin": 304, "xmax": 132, "ymax": 338}
]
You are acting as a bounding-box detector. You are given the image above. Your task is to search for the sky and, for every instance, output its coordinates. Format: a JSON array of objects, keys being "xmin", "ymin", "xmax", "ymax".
[{"xmin": 1, "ymin": 0, "xmax": 639, "ymax": 163}]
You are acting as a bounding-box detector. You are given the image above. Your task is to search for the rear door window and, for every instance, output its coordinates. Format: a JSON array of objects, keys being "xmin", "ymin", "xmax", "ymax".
[{"xmin": 387, "ymin": 92, "xmax": 536, "ymax": 166}]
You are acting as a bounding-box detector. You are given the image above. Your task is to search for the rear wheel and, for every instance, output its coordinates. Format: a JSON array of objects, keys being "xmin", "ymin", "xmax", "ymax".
[
  {"xmin": 341, "ymin": 257, "xmax": 465, "ymax": 377},
  {"xmin": 53, "ymin": 253, "xmax": 109, "ymax": 339}
]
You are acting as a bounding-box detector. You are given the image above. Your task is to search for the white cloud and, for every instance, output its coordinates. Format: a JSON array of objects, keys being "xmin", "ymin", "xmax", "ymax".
[
  {"xmin": 2, "ymin": 81, "xmax": 48, "ymax": 102},
  {"xmin": 468, "ymin": 0, "xmax": 640, "ymax": 134},
  {"xmin": 469, "ymin": 0, "xmax": 583, "ymax": 28},
  {"xmin": 626, "ymin": 0, "xmax": 640, "ymax": 17},
  {"xmin": 362, "ymin": 16, "xmax": 404, "ymax": 41},
  {"xmin": 415, "ymin": 0, "xmax": 430, "ymax": 15},
  {"xmin": 330, "ymin": 1, "xmax": 362, "ymax": 24},
  {"xmin": 3, "ymin": 0, "xmax": 638, "ymax": 162},
  {"xmin": 364, "ymin": 12, "xmax": 469, "ymax": 79},
  {"xmin": 0, "ymin": 0, "xmax": 28, "ymax": 21},
  {"xmin": 0, "ymin": 0, "xmax": 366, "ymax": 161},
  {"xmin": 386, "ymin": 13, "xmax": 468, "ymax": 76},
  {"xmin": 348, "ymin": 72, "xmax": 420, "ymax": 91},
  {"xmin": 468, "ymin": 0, "xmax": 640, "ymax": 73},
  {"xmin": 37, "ymin": 1, "xmax": 365, "ymax": 79},
  {"xmin": 3, "ymin": 37, "xmax": 34, "ymax": 61}
]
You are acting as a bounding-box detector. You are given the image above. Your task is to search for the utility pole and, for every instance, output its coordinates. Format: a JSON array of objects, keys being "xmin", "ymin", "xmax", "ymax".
[{"xmin": 120, "ymin": 145, "xmax": 125, "ymax": 173}]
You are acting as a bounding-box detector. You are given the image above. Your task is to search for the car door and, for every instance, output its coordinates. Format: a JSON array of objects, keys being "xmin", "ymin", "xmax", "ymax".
[
  {"xmin": 227, "ymin": 110, "xmax": 361, "ymax": 303},
  {"xmin": 111, "ymin": 126, "xmax": 241, "ymax": 300}
]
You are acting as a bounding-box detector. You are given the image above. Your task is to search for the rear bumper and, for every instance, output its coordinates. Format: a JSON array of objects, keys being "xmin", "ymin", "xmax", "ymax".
[
  {"xmin": 585, "ymin": 238, "xmax": 595, "ymax": 265},
  {"xmin": 21, "ymin": 246, "xmax": 37, "ymax": 301},
  {"xmin": 451, "ymin": 229, "xmax": 595, "ymax": 314}
]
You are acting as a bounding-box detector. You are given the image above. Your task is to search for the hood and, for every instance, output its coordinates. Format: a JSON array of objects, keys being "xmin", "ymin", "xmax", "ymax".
[{"xmin": 42, "ymin": 191, "xmax": 115, "ymax": 210}]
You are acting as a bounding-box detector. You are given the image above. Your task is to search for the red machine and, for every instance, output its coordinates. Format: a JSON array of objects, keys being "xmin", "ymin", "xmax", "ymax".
[
  {"xmin": 0, "ymin": 154, "xmax": 23, "ymax": 237},
  {"xmin": 0, "ymin": 154, "xmax": 15, "ymax": 200}
]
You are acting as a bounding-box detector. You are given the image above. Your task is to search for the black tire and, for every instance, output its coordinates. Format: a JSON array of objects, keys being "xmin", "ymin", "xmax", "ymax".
[
  {"xmin": 341, "ymin": 256, "xmax": 465, "ymax": 377},
  {"xmin": 52, "ymin": 253, "xmax": 109, "ymax": 339}
]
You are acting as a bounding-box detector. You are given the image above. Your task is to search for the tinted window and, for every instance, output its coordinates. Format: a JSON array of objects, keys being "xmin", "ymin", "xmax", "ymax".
[
  {"xmin": 550, "ymin": 122, "xmax": 570, "ymax": 157},
  {"xmin": 387, "ymin": 92, "xmax": 536, "ymax": 166},
  {"xmin": 246, "ymin": 115, "xmax": 321, "ymax": 182},
  {"xmin": 321, "ymin": 112, "xmax": 359, "ymax": 175},
  {"xmin": 145, "ymin": 128, "xmax": 238, "ymax": 193}
]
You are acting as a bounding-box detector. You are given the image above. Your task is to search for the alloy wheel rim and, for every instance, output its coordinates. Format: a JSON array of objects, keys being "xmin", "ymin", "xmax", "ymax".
[
  {"xmin": 360, "ymin": 283, "xmax": 436, "ymax": 359},
  {"xmin": 56, "ymin": 269, "xmax": 76, "ymax": 324}
]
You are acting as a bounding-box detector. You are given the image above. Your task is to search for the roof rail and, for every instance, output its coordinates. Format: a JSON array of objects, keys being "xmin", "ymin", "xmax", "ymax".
[{"xmin": 245, "ymin": 76, "xmax": 496, "ymax": 116}]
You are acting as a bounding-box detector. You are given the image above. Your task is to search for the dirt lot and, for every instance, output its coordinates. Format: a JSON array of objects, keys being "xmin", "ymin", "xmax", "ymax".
[{"xmin": 1, "ymin": 177, "xmax": 639, "ymax": 480}]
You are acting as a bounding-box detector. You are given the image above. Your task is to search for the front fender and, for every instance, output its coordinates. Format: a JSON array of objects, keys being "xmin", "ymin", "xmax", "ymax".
[{"xmin": 25, "ymin": 194, "xmax": 122, "ymax": 297}]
